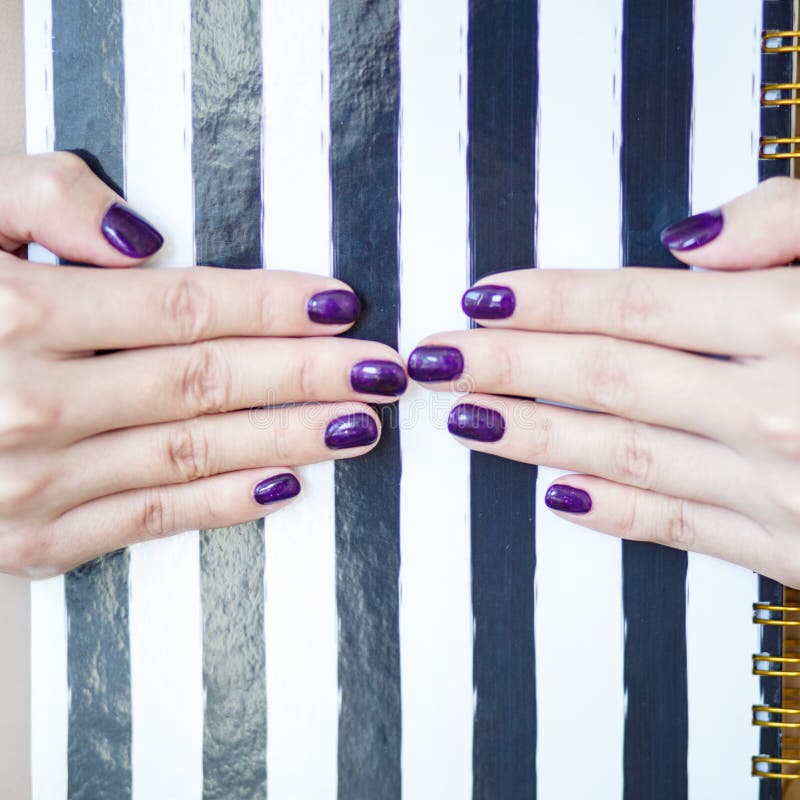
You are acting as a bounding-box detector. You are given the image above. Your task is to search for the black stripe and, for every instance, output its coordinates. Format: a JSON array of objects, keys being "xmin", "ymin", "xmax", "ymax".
[
  {"xmin": 467, "ymin": 1, "xmax": 538, "ymax": 796},
  {"xmin": 757, "ymin": 8, "xmax": 792, "ymax": 798},
  {"xmin": 329, "ymin": 2, "xmax": 402, "ymax": 797},
  {"xmin": 191, "ymin": 1, "xmax": 266, "ymax": 797},
  {"xmin": 621, "ymin": 2, "xmax": 692, "ymax": 798},
  {"xmin": 52, "ymin": 0, "xmax": 131, "ymax": 797}
]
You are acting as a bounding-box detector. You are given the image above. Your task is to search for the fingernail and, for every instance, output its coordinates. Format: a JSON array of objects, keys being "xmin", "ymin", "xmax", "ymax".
[
  {"xmin": 350, "ymin": 360, "xmax": 407, "ymax": 397},
  {"xmin": 325, "ymin": 412, "xmax": 379, "ymax": 449},
  {"xmin": 100, "ymin": 202, "xmax": 164, "ymax": 258},
  {"xmin": 407, "ymin": 346, "xmax": 464, "ymax": 382},
  {"xmin": 447, "ymin": 403, "xmax": 505, "ymax": 442},
  {"xmin": 544, "ymin": 484, "xmax": 592, "ymax": 514},
  {"xmin": 660, "ymin": 209, "xmax": 723, "ymax": 251},
  {"xmin": 461, "ymin": 284, "xmax": 516, "ymax": 319},
  {"xmin": 253, "ymin": 472, "xmax": 301, "ymax": 505},
  {"xmin": 307, "ymin": 290, "xmax": 361, "ymax": 324}
]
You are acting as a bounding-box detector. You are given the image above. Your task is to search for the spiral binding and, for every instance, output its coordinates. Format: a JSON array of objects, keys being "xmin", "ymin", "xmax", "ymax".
[
  {"xmin": 753, "ymin": 596, "xmax": 800, "ymax": 780},
  {"xmin": 761, "ymin": 30, "xmax": 800, "ymax": 160}
]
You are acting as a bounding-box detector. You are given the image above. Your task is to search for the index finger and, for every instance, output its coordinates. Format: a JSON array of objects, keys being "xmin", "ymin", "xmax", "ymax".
[
  {"xmin": 462, "ymin": 266, "xmax": 792, "ymax": 357},
  {"xmin": 10, "ymin": 261, "xmax": 361, "ymax": 351}
]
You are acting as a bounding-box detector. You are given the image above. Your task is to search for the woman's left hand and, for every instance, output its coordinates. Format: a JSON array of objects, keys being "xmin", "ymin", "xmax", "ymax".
[{"xmin": 408, "ymin": 177, "xmax": 800, "ymax": 587}]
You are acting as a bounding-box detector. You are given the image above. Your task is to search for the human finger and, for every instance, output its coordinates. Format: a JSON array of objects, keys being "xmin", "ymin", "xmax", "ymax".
[
  {"xmin": 56, "ymin": 404, "xmax": 382, "ymax": 508},
  {"xmin": 460, "ymin": 266, "xmax": 792, "ymax": 357},
  {"xmin": 407, "ymin": 330, "xmax": 745, "ymax": 442},
  {"xmin": 0, "ymin": 152, "xmax": 162, "ymax": 265},
  {"xmin": 444, "ymin": 393, "xmax": 749, "ymax": 509},
  {"xmin": 54, "ymin": 339, "xmax": 402, "ymax": 441},
  {"xmin": 8, "ymin": 261, "xmax": 361, "ymax": 353},
  {"xmin": 661, "ymin": 176, "xmax": 800, "ymax": 270},
  {"xmin": 540, "ymin": 474, "xmax": 779, "ymax": 581},
  {"xmin": 43, "ymin": 467, "xmax": 302, "ymax": 574}
]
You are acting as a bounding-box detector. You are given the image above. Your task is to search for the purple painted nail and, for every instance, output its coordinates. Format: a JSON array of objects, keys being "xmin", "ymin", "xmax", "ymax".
[
  {"xmin": 253, "ymin": 473, "xmax": 301, "ymax": 505},
  {"xmin": 448, "ymin": 403, "xmax": 505, "ymax": 442},
  {"xmin": 100, "ymin": 202, "xmax": 164, "ymax": 258},
  {"xmin": 407, "ymin": 346, "xmax": 464, "ymax": 382},
  {"xmin": 324, "ymin": 412, "xmax": 379, "ymax": 450},
  {"xmin": 307, "ymin": 290, "xmax": 361, "ymax": 324},
  {"xmin": 544, "ymin": 484, "xmax": 592, "ymax": 514},
  {"xmin": 660, "ymin": 209, "xmax": 723, "ymax": 251},
  {"xmin": 350, "ymin": 360, "xmax": 407, "ymax": 397},
  {"xmin": 461, "ymin": 284, "xmax": 516, "ymax": 320}
]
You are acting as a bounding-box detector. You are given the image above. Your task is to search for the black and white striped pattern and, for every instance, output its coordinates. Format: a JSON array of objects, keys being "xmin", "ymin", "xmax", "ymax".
[{"xmin": 25, "ymin": 0, "xmax": 767, "ymax": 797}]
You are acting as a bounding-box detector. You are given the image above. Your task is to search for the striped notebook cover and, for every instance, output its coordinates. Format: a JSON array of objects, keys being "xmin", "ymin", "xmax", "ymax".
[{"xmin": 21, "ymin": 0, "xmax": 792, "ymax": 797}]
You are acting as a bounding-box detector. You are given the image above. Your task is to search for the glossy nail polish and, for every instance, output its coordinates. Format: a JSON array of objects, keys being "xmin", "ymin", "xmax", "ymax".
[
  {"xmin": 461, "ymin": 285, "xmax": 515, "ymax": 320},
  {"xmin": 660, "ymin": 209, "xmax": 723, "ymax": 251},
  {"xmin": 325, "ymin": 412, "xmax": 379, "ymax": 449},
  {"xmin": 101, "ymin": 202, "xmax": 164, "ymax": 258},
  {"xmin": 307, "ymin": 290, "xmax": 361, "ymax": 324},
  {"xmin": 407, "ymin": 346, "xmax": 464, "ymax": 382},
  {"xmin": 253, "ymin": 473, "xmax": 301, "ymax": 505},
  {"xmin": 447, "ymin": 403, "xmax": 505, "ymax": 442},
  {"xmin": 544, "ymin": 484, "xmax": 592, "ymax": 514},
  {"xmin": 350, "ymin": 360, "xmax": 407, "ymax": 397}
]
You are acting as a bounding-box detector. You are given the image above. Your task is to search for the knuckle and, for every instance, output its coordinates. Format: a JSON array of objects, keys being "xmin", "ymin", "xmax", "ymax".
[
  {"xmin": 270, "ymin": 417, "xmax": 295, "ymax": 466},
  {"xmin": 610, "ymin": 275, "xmax": 661, "ymax": 340},
  {"xmin": 755, "ymin": 411, "xmax": 800, "ymax": 459},
  {"xmin": 612, "ymin": 421, "xmax": 655, "ymax": 488},
  {"xmin": 541, "ymin": 278, "xmax": 568, "ymax": 329},
  {"xmin": 140, "ymin": 488, "xmax": 175, "ymax": 540},
  {"xmin": 35, "ymin": 152, "xmax": 87, "ymax": 208},
  {"xmin": 0, "ymin": 528, "xmax": 51, "ymax": 576},
  {"xmin": 659, "ymin": 497, "xmax": 696, "ymax": 551},
  {"xmin": 179, "ymin": 343, "xmax": 232, "ymax": 416},
  {"xmin": 769, "ymin": 279, "xmax": 800, "ymax": 350},
  {"xmin": 0, "ymin": 392, "xmax": 56, "ymax": 449},
  {"xmin": 523, "ymin": 413, "xmax": 553, "ymax": 462},
  {"xmin": 0, "ymin": 278, "xmax": 43, "ymax": 344},
  {"xmin": 164, "ymin": 423, "xmax": 212, "ymax": 483},
  {"xmin": 491, "ymin": 341, "xmax": 520, "ymax": 390},
  {"xmin": 163, "ymin": 275, "xmax": 215, "ymax": 343},
  {"xmin": 580, "ymin": 342, "xmax": 634, "ymax": 413},
  {"xmin": 294, "ymin": 350, "xmax": 318, "ymax": 400},
  {"xmin": 0, "ymin": 473, "xmax": 44, "ymax": 518}
]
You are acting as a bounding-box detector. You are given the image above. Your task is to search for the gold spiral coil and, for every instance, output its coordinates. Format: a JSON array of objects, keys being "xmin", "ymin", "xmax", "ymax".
[{"xmin": 761, "ymin": 29, "xmax": 800, "ymax": 161}]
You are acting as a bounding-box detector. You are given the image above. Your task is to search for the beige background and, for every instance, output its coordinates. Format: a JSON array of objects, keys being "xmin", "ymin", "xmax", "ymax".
[{"xmin": 1, "ymin": 0, "xmax": 32, "ymax": 798}]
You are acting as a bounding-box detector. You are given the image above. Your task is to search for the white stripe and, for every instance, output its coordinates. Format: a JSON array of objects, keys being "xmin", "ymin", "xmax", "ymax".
[
  {"xmin": 122, "ymin": 2, "xmax": 203, "ymax": 798},
  {"xmin": 24, "ymin": 2, "xmax": 67, "ymax": 797},
  {"xmin": 398, "ymin": 2, "xmax": 473, "ymax": 796},
  {"xmin": 262, "ymin": 2, "xmax": 338, "ymax": 797},
  {"xmin": 687, "ymin": 2, "xmax": 762, "ymax": 798},
  {"xmin": 535, "ymin": 0, "xmax": 625, "ymax": 796}
]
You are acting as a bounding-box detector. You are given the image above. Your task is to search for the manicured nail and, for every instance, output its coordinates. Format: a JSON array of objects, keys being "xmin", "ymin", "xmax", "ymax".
[
  {"xmin": 324, "ymin": 412, "xmax": 379, "ymax": 449},
  {"xmin": 407, "ymin": 346, "xmax": 464, "ymax": 382},
  {"xmin": 100, "ymin": 202, "xmax": 164, "ymax": 258},
  {"xmin": 307, "ymin": 290, "xmax": 361, "ymax": 324},
  {"xmin": 447, "ymin": 403, "xmax": 505, "ymax": 442},
  {"xmin": 461, "ymin": 284, "xmax": 516, "ymax": 320},
  {"xmin": 544, "ymin": 484, "xmax": 592, "ymax": 514},
  {"xmin": 350, "ymin": 360, "xmax": 407, "ymax": 397},
  {"xmin": 253, "ymin": 473, "xmax": 301, "ymax": 505},
  {"xmin": 660, "ymin": 209, "xmax": 723, "ymax": 251}
]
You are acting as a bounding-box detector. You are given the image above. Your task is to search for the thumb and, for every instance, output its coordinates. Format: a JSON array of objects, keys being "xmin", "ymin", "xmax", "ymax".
[
  {"xmin": 660, "ymin": 176, "xmax": 800, "ymax": 270},
  {"xmin": 0, "ymin": 151, "xmax": 163, "ymax": 267}
]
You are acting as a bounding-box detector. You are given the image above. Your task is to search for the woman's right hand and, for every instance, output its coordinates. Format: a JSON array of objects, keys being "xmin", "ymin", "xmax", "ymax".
[{"xmin": 0, "ymin": 152, "xmax": 405, "ymax": 577}]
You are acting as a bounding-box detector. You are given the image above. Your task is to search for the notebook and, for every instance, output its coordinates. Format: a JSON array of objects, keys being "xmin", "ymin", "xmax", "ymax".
[{"xmin": 19, "ymin": 0, "xmax": 794, "ymax": 797}]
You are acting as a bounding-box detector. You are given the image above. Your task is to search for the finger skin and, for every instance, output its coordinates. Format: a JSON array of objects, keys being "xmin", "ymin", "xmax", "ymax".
[
  {"xmin": 411, "ymin": 329, "xmax": 745, "ymax": 443},
  {"xmin": 0, "ymin": 152, "xmax": 159, "ymax": 267},
  {"xmin": 446, "ymin": 393, "xmax": 750, "ymax": 510},
  {"xmin": 541, "ymin": 474, "xmax": 778, "ymax": 580},
  {"xmin": 465, "ymin": 265, "xmax": 794, "ymax": 357},
  {"xmin": 666, "ymin": 176, "xmax": 800, "ymax": 270},
  {"xmin": 58, "ymin": 402, "xmax": 383, "ymax": 508},
  {"xmin": 46, "ymin": 467, "xmax": 303, "ymax": 574},
  {"xmin": 55, "ymin": 338, "xmax": 402, "ymax": 441},
  {"xmin": 9, "ymin": 261, "xmax": 360, "ymax": 352}
]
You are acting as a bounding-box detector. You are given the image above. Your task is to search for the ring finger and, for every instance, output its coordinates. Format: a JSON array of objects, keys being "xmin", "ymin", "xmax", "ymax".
[{"xmin": 446, "ymin": 393, "xmax": 751, "ymax": 511}]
